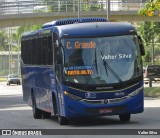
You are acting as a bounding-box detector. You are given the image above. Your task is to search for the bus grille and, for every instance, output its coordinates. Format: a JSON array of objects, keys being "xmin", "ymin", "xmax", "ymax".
[{"xmin": 81, "ymin": 96, "xmax": 128, "ymax": 104}]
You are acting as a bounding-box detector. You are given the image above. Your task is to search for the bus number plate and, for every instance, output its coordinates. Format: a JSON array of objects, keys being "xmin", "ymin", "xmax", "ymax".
[{"xmin": 99, "ymin": 109, "xmax": 112, "ymax": 114}]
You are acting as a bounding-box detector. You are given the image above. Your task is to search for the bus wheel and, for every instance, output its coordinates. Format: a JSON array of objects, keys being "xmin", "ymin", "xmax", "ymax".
[
  {"xmin": 43, "ymin": 112, "xmax": 51, "ymax": 119},
  {"xmin": 119, "ymin": 114, "xmax": 131, "ymax": 122},
  {"xmin": 58, "ymin": 116, "xmax": 68, "ymax": 125},
  {"xmin": 31, "ymin": 93, "xmax": 42, "ymax": 119}
]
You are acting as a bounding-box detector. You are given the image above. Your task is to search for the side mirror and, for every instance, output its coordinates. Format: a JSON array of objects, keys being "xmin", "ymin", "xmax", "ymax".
[{"xmin": 137, "ymin": 35, "xmax": 145, "ymax": 56}]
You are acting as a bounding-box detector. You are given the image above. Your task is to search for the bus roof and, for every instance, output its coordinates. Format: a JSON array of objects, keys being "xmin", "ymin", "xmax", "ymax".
[
  {"xmin": 22, "ymin": 19, "xmax": 136, "ymax": 39},
  {"xmin": 55, "ymin": 22, "xmax": 136, "ymax": 38},
  {"xmin": 42, "ymin": 17, "xmax": 107, "ymax": 29}
]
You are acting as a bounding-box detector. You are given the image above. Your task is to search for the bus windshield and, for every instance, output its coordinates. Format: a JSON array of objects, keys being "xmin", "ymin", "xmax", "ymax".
[{"xmin": 61, "ymin": 35, "xmax": 142, "ymax": 85}]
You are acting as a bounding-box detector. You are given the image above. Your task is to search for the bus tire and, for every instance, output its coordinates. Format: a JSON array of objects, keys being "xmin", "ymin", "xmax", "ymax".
[
  {"xmin": 119, "ymin": 114, "xmax": 131, "ymax": 122},
  {"xmin": 31, "ymin": 92, "xmax": 43, "ymax": 119},
  {"xmin": 58, "ymin": 116, "xmax": 68, "ymax": 125},
  {"xmin": 42, "ymin": 111, "xmax": 51, "ymax": 119}
]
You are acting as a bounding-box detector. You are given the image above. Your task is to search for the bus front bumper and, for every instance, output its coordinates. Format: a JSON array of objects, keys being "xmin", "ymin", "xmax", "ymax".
[{"xmin": 63, "ymin": 92, "xmax": 144, "ymax": 118}]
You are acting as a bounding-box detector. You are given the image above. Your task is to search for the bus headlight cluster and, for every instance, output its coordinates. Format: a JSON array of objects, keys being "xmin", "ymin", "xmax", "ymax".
[
  {"xmin": 64, "ymin": 91, "xmax": 82, "ymax": 101},
  {"xmin": 128, "ymin": 86, "xmax": 143, "ymax": 97}
]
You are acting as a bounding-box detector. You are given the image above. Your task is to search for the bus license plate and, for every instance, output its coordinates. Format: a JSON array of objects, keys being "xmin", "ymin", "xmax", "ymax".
[{"xmin": 99, "ymin": 109, "xmax": 112, "ymax": 114}]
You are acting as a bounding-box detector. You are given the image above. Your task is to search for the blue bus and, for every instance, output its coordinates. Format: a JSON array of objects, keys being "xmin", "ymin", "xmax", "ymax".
[{"xmin": 21, "ymin": 17, "xmax": 145, "ymax": 125}]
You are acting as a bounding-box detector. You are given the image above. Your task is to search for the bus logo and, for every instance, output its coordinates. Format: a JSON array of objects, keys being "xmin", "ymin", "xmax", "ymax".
[{"xmin": 85, "ymin": 92, "xmax": 96, "ymax": 99}]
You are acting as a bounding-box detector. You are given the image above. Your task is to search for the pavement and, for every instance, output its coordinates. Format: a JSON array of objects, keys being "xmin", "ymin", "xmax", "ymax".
[{"xmin": 144, "ymin": 98, "xmax": 160, "ymax": 107}]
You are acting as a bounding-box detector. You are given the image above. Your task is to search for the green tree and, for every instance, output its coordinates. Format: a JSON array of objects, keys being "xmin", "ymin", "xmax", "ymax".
[
  {"xmin": 138, "ymin": 0, "xmax": 160, "ymax": 16},
  {"xmin": 143, "ymin": 51, "xmax": 152, "ymax": 62},
  {"xmin": 0, "ymin": 31, "xmax": 9, "ymax": 51},
  {"xmin": 10, "ymin": 32, "xmax": 19, "ymax": 51},
  {"xmin": 12, "ymin": 25, "xmax": 42, "ymax": 52},
  {"xmin": 137, "ymin": 22, "xmax": 152, "ymax": 46},
  {"xmin": 16, "ymin": 25, "xmax": 42, "ymax": 39},
  {"xmin": 137, "ymin": 22, "xmax": 160, "ymax": 64},
  {"xmin": 137, "ymin": 22, "xmax": 160, "ymax": 46}
]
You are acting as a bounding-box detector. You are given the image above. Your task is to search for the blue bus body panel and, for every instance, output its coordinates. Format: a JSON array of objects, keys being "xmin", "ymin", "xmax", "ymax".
[
  {"xmin": 22, "ymin": 66, "xmax": 56, "ymax": 113},
  {"xmin": 63, "ymin": 82, "xmax": 142, "ymax": 99},
  {"xmin": 62, "ymin": 82, "xmax": 144, "ymax": 117}
]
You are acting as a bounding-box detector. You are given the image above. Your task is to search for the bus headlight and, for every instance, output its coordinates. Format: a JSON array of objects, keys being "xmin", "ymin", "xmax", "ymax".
[
  {"xmin": 128, "ymin": 86, "xmax": 143, "ymax": 97},
  {"xmin": 64, "ymin": 91, "xmax": 82, "ymax": 101}
]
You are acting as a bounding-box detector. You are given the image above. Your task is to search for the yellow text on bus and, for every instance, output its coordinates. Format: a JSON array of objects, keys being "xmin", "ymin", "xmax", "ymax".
[{"xmin": 66, "ymin": 41, "xmax": 96, "ymax": 49}]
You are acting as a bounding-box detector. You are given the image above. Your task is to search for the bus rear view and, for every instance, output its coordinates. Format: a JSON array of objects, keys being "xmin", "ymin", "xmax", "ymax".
[{"xmin": 21, "ymin": 17, "xmax": 145, "ymax": 125}]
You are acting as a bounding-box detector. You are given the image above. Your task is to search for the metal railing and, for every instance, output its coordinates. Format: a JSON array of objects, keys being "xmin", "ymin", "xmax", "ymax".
[{"xmin": 0, "ymin": 0, "xmax": 148, "ymax": 15}]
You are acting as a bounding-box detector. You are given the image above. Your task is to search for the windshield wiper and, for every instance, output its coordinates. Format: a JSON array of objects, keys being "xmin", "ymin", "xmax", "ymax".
[
  {"xmin": 93, "ymin": 48, "xmax": 98, "ymax": 74},
  {"xmin": 100, "ymin": 51, "xmax": 122, "ymax": 83}
]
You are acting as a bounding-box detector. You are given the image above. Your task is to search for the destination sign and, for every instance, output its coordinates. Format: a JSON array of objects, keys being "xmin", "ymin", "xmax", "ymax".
[
  {"xmin": 65, "ymin": 66, "xmax": 95, "ymax": 70},
  {"xmin": 66, "ymin": 41, "xmax": 96, "ymax": 49},
  {"xmin": 67, "ymin": 70, "xmax": 93, "ymax": 76}
]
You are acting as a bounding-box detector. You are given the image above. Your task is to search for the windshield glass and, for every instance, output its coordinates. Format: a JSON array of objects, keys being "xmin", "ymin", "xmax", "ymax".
[{"xmin": 61, "ymin": 35, "xmax": 142, "ymax": 85}]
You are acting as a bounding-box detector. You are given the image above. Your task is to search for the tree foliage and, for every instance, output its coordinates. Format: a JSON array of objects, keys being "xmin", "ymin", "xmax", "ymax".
[
  {"xmin": 16, "ymin": 25, "xmax": 42, "ymax": 39},
  {"xmin": 138, "ymin": 0, "xmax": 160, "ymax": 16},
  {"xmin": 143, "ymin": 51, "xmax": 152, "ymax": 62},
  {"xmin": 137, "ymin": 22, "xmax": 160, "ymax": 45},
  {"xmin": 0, "ymin": 25, "xmax": 42, "ymax": 52},
  {"xmin": 137, "ymin": 22, "xmax": 160, "ymax": 64},
  {"xmin": 0, "ymin": 31, "xmax": 9, "ymax": 51}
]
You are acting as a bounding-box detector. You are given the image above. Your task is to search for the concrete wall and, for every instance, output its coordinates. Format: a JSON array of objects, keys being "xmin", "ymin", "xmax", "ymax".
[{"xmin": 0, "ymin": 52, "xmax": 20, "ymax": 76}]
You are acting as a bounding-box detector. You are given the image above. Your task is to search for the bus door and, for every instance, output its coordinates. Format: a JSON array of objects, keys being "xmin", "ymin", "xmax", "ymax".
[{"xmin": 54, "ymin": 34, "xmax": 64, "ymax": 116}]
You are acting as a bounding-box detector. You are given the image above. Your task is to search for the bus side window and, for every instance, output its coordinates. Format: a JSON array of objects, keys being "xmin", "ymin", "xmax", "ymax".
[
  {"xmin": 40, "ymin": 37, "xmax": 44, "ymax": 65},
  {"xmin": 37, "ymin": 37, "xmax": 42, "ymax": 65},
  {"xmin": 24, "ymin": 40, "xmax": 28, "ymax": 64},
  {"xmin": 53, "ymin": 33, "xmax": 58, "ymax": 64},
  {"xmin": 28, "ymin": 39, "xmax": 32, "ymax": 65},
  {"xmin": 25, "ymin": 40, "xmax": 29, "ymax": 64},
  {"xmin": 32, "ymin": 38, "xmax": 37, "ymax": 65},
  {"xmin": 21, "ymin": 40, "xmax": 25, "ymax": 64},
  {"xmin": 48, "ymin": 35, "xmax": 53, "ymax": 65},
  {"xmin": 42, "ymin": 37, "xmax": 48, "ymax": 65}
]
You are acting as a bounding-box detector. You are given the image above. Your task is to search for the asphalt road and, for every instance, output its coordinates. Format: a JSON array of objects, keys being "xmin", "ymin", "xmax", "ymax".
[{"xmin": 0, "ymin": 82, "xmax": 160, "ymax": 138}]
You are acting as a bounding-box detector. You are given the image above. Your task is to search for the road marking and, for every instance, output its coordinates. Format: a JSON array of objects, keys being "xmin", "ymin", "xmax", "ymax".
[
  {"xmin": 0, "ymin": 94, "xmax": 22, "ymax": 97},
  {"xmin": 144, "ymin": 99, "xmax": 160, "ymax": 107},
  {"xmin": 0, "ymin": 106, "xmax": 32, "ymax": 111}
]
